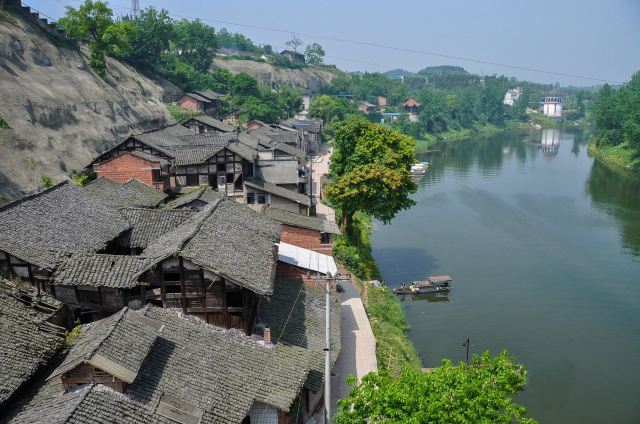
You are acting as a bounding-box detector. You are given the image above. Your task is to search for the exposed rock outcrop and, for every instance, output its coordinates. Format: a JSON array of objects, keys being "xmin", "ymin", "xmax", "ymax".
[
  {"xmin": 211, "ymin": 58, "xmax": 336, "ymax": 92},
  {"xmin": 0, "ymin": 8, "xmax": 180, "ymax": 199}
]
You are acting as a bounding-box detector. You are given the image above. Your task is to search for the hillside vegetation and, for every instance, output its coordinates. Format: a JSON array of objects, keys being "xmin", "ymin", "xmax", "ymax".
[{"xmin": 0, "ymin": 6, "xmax": 178, "ymax": 199}]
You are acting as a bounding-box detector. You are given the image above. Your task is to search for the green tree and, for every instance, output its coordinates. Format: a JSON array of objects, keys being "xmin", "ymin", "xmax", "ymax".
[
  {"xmin": 171, "ymin": 19, "xmax": 218, "ymax": 72},
  {"xmin": 513, "ymin": 90, "xmax": 530, "ymax": 121},
  {"xmin": 237, "ymin": 96, "xmax": 278, "ymax": 123},
  {"xmin": 326, "ymin": 117, "xmax": 416, "ymax": 227},
  {"xmin": 58, "ymin": 0, "xmax": 130, "ymax": 78},
  {"xmin": 309, "ymin": 95, "xmax": 354, "ymax": 122},
  {"xmin": 121, "ymin": 7, "xmax": 172, "ymax": 68},
  {"xmin": 334, "ymin": 351, "xmax": 537, "ymax": 424},
  {"xmin": 304, "ymin": 43, "xmax": 325, "ymax": 65},
  {"xmin": 231, "ymin": 72, "xmax": 260, "ymax": 103},
  {"xmin": 275, "ymin": 86, "xmax": 303, "ymax": 117}
]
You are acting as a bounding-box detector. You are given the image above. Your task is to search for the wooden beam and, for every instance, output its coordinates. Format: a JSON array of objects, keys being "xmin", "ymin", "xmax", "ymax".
[{"xmin": 179, "ymin": 257, "xmax": 187, "ymax": 314}]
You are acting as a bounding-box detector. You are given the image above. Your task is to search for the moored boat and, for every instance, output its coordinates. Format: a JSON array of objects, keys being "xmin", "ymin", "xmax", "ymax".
[
  {"xmin": 393, "ymin": 275, "xmax": 452, "ymax": 295},
  {"xmin": 410, "ymin": 161, "xmax": 429, "ymax": 175}
]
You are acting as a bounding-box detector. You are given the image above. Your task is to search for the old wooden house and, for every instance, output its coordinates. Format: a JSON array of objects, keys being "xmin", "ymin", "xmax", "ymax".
[{"xmin": 263, "ymin": 207, "xmax": 340, "ymax": 255}]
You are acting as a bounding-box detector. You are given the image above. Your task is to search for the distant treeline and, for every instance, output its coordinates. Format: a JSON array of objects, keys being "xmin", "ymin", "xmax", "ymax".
[{"xmin": 315, "ymin": 67, "xmax": 593, "ymax": 140}]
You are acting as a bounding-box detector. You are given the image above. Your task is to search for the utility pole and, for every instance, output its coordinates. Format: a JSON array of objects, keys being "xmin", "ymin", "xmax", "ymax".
[
  {"xmin": 324, "ymin": 276, "xmax": 331, "ymax": 422},
  {"xmin": 131, "ymin": 0, "xmax": 140, "ymax": 18},
  {"xmin": 462, "ymin": 337, "xmax": 470, "ymax": 366}
]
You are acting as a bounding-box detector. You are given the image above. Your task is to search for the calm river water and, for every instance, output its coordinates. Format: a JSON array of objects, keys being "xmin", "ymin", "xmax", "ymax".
[{"xmin": 371, "ymin": 128, "xmax": 640, "ymax": 424}]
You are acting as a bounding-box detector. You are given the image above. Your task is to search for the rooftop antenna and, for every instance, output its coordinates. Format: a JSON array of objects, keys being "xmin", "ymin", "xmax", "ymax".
[{"xmin": 131, "ymin": 0, "xmax": 140, "ymax": 18}]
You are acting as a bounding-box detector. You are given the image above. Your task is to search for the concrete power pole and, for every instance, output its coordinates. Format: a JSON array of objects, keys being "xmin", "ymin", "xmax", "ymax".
[
  {"xmin": 131, "ymin": 0, "xmax": 140, "ymax": 18},
  {"xmin": 324, "ymin": 276, "xmax": 331, "ymax": 423}
]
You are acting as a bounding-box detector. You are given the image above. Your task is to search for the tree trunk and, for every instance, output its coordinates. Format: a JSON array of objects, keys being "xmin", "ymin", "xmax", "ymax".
[{"xmin": 341, "ymin": 209, "xmax": 353, "ymax": 232}]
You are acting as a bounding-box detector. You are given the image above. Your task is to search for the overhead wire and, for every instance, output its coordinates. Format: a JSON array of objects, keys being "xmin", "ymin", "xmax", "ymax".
[{"xmin": 40, "ymin": 2, "xmax": 623, "ymax": 84}]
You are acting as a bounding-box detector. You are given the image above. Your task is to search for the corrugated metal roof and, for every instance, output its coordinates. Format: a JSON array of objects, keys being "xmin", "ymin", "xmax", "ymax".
[{"xmin": 277, "ymin": 242, "xmax": 337, "ymax": 275}]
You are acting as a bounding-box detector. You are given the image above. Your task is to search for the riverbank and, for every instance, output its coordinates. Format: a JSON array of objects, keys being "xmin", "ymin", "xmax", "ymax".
[
  {"xmin": 334, "ymin": 212, "xmax": 421, "ymax": 375},
  {"xmin": 415, "ymin": 117, "xmax": 587, "ymax": 153},
  {"xmin": 588, "ymin": 140, "xmax": 640, "ymax": 173}
]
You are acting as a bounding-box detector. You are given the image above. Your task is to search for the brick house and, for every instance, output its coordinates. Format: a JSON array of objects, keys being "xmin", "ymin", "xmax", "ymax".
[
  {"xmin": 176, "ymin": 90, "xmax": 222, "ymax": 115},
  {"xmin": 263, "ymin": 207, "xmax": 340, "ymax": 255}
]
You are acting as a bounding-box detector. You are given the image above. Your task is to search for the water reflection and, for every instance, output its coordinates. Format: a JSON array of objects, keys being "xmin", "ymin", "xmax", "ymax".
[
  {"xmin": 586, "ymin": 161, "xmax": 640, "ymax": 257},
  {"xmin": 540, "ymin": 128, "xmax": 562, "ymax": 155},
  {"xmin": 396, "ymin": 292, "xmax": 450, "ymax": 303}
]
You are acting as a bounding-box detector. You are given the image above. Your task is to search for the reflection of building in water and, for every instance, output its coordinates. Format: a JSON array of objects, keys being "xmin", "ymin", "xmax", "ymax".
[{"xmin": 540, "ymin": 128, "xmax": 561, "ymax": 155}]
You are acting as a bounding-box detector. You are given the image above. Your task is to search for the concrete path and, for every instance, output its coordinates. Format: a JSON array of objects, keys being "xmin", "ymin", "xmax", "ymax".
[
  {"xmin": 308, "ymin": 146, "xmax": 336, "ymax": 223},
  {"xmin": 330, "ymin": 279, "xmax": 378, "ymax": 416}
]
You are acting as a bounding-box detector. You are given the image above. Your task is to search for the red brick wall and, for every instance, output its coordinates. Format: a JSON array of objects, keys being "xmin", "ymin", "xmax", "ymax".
[
  {"xmin": 94, "ymin": 153, "xmax": 159, "ymax": 187},
  {"xmin": 276, "ymin": 262, "xmax": 325, "ymax": 288},
  {"xmin": 178, "ymin": 95, "xmax": 202, "ymax": 111},
  {"xmin": 280, "ymin": 225, "xmax": 333, "ymax": 255}
]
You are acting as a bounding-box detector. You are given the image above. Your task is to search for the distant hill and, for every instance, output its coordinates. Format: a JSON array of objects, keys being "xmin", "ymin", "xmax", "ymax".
[
  {"xmin": 417, "ymin": 65, "xmax": 469, "ymax": 76},
  {"xmin": 384, "ymin": 69, "xmax": 414, "ymax": 79}
]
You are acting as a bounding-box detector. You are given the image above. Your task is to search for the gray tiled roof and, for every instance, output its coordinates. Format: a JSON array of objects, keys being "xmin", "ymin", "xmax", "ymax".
[
  {"xmin": 0, "ymin": 182, "xmax": 131, "ymax": 269},
  {"xmin": 194, "ymin": 90, "xmax": 222, "ymax": 101},
  {"xmin": 10, "ymin": 384, "xmax": 174, "ymax": 424},
  {"xmin": 187, "ymin": 115, "xmax": 234, "ymax": 132},
  {"xmin": 258, "ymin": 278, "xmax": 341, "ymax": 392},
  {"xmin": 119, "ymin": 208, "xmax": 198, "ymax": 248},
  {"xmin": 245, "ymin": 177, "xmax": 312, "ymax": 207},
  {"xmin": 83, "ymin": 178, "xmax": 167, "ymax": 208},
  {"xmin": 0, "ymin": 280, "xmax": 64, "ymax": 406},
  {"xmin": 49, "ymin": 308, "xmax": 162, "ymax": 384},
  {"xmin": 52, "ymin": 254, "xmax": 154, "ymax": 288},
  {"xmin": 128, "ymin": 305, "xmax": 315, "ymax": 423},
  {"xmin": 171, "ymin": 145, "xmax": 226, "ymax": 166},
  {"xmin": 263, "ymin": 207, "xmax": 341, "ymax": 235},
  {"xmin": 166, "ymin": 187, "xmax": 224, "ymax": 210},
  {"xmin": 183, "ymin": 92, "xmax": 212, "ymax": 103},
  {"xmin": 143, "ymin": 198, "xmax": 280, "ymax": 295}
]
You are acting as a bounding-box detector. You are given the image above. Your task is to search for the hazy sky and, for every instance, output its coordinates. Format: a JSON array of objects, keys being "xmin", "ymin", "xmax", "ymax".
[{"xmin": 29, "ymin": 0, "xmax": 640, "ymax": 86}]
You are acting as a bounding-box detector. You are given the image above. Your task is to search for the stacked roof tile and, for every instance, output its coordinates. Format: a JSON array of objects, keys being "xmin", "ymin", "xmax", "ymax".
[
  {"xmin": 118, "ymin": 208, "xmax": 198, "ymax": 249},
  {"xmin": 264, "ymin": 207, "xmax": 341, "ymax": 234},
  {"xmin": 245, "ymin": 177, "xmax": 312, "ymax": 207},
  {"xmin": 82, "ymin": 178, "xmax": 168, "ymax": 208},
  {"xmin": 0, "ymin": 280, "xmax": 65, "ymax": 406},
  {"xmin": 52, "ymin": 255, "xmax": 154, "ymax": 288},
  {"xmin": 0, "ymin": 182, "xmax": 131, "ymax": 269}
]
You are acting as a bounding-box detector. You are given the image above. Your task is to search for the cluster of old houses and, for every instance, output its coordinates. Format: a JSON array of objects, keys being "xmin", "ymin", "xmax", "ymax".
[
  {"xmin": 0, "ymin": 114, "xmax": 343, "ymax": 423},
  {"xmin": 358, "ymin": 96, "xmax": 423, "ymax": 123}
]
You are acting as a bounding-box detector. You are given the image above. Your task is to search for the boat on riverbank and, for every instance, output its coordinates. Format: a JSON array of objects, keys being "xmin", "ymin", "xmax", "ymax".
[
  {"xmin": 411, "ymin": 161, "xmax": 429, "ymax": 175},
  {"xmin": 393, "ymin": 275, "xmax": 452, "ymax": 295}
]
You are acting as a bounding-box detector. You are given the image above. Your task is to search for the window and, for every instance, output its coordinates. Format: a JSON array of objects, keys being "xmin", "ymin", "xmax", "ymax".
[
  {"xmin": 151, "ymin": 169, "xmax": 161, "ymax": 183},
  {"xmin": 208, "ymin": 174, "xmax": 217, "ymax": 189},
  {"xmin": 234, "ymin": 175, "xmax": 243, "ymax": 191},
  {"xmin": 246, "ymin": 193, "xmax": 255, "ymax": 204},
  {"xmin": 198, "ymin": 124, "xmax": 205, "ymax": 134},
  {"xmin": 217, "ymin": 164, "xmax": 226, "ymax": 172},
  {"xmin": 321, "ymin": 233, "xmax": 332, "ymax": 245},
  {"xmin": 226, "ymin": 291, "xmax": 244, "ymax": 308},
  {"xmin": 186, "ymin": 174, "xmax": 199, "ymax": 186},
  {"xmin": 226, "ymin": 173, "xmax": 234, "ymax": 184},
  {"xmin": 257, "ymin": 194, "xmax": 266, "ymax": 204}
]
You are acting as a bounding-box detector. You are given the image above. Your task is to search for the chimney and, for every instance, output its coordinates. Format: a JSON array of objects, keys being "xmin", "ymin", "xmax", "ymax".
[{"xmin": 263, "ymin": 327, "xmax": 273, "ymax": 348}]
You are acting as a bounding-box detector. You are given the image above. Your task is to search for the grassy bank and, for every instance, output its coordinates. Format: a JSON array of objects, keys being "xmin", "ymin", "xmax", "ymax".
[
  {"xmin": 588, "ymin": 140, "xmax": 640, "ymax": 172},
  {"xmin": 334, "ymin": 212, "xmax": 421, "ymax": 375},
  {"xmin": 415, "ymin": 121, "xmax": 524, "ymax": 153}
]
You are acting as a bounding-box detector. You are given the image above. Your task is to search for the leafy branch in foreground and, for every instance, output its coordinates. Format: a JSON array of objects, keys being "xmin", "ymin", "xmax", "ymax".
[{"xmin": 334, "ymin": 350, "xmax": 537, "ymax": 424}]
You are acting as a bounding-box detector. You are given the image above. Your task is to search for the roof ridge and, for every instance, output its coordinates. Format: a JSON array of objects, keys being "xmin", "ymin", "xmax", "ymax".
[
  {"xmin": 0, "ymin": 180, "xmax": 70, "ymax": 213},
  {"xmin": 85, "ymin": 308, "xmax": 129, "ymax": 360}
]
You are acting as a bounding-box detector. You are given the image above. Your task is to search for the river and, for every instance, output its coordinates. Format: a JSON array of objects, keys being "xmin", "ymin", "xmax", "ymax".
[{"xmin": 370, "ymin": 128, "xmax": 640, "ymax": 424}]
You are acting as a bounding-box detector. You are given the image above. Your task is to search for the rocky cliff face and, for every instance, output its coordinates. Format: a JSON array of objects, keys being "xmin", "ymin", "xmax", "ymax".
[
  {"xmin": 0, "ymin": 8, "xmax": 181, "ymax": 200},
  {"xmin": 211, "ymin": 58, "xmax": 336, "ymax": 92}
]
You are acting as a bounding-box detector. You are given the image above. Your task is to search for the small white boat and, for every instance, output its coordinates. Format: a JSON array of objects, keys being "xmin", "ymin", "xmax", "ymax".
[{"xmin": 411, "ymin": 161, "xmax": 429, "ymax": 175}]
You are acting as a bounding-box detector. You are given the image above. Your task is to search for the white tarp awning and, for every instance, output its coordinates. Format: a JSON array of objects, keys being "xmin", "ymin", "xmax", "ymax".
[{"xmin": 277, "ymin": 242, "xmax": 338, "ymax": 276}]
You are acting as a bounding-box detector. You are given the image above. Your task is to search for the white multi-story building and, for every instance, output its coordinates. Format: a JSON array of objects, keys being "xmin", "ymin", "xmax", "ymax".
[{"xmin": 542, "ymin": 90, "xmax": 563, "ymax": 118}]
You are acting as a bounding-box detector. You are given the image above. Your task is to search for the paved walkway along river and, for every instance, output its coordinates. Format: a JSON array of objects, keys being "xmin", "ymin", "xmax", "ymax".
[{"xmin": 308, "ymin": 146, "xmax": 378, "ymax": 417}]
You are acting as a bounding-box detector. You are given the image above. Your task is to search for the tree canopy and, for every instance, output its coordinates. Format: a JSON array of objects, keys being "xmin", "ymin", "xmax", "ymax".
[
  {"xmin": 120, "ymin": 7, "xmax": 172, "ymax": 68},
  {"xmin": 171, "ymin": 19, "xmax": 218, "ymax": 73},
  {"xmin": 326, "ymin": 117, "xmax": 416, "ymax": 226},
  {"xmin": 334, "ymin": 351, "xmax": 537, "ymax": 424},
  {"xmin": 592, "ymin": 71, "xmax": 640, "ymax": 152},
  {"xmin": 304, "ymin": 43, "xmax": 325, "ymax": 65},
  {"xmin": 58, "ymin": 0, "xmax": 130, "ymax": 78}
]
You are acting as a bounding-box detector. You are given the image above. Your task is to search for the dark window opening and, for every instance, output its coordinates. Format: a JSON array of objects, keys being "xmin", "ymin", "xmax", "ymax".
[
  {"xmin": 257, "ymin": 194, "xmax": 266, "ymax": 204},
  {"xmin": 246, "ymin": 193, "xmax": 255, "ymax": 204},
  {"xmin": 151, "ymin": 169, "xmax": 161, "ymax": 183},
  {"xmin": 217, "ymin": 164, "xmax": 226, "ymax": 172},
  {"xmin": 320, "ymin": 233, "xmax": 332, "ymax": 245},
  {"xmin": 198, "ymin": 124, "xmax": 205, "ymax": 134},
  {"xmin": 163, "ymin": 272, "xmax": 180, "ymax": 282},
  {"xmin": 226, "ymin": 173, "xmax": 234, "ymax": 183},
  {"xmin": 227, "ymin": 291, "xmax": 244, "ymax": 308},
  {"xmin": 234, "ymin": 175, "xmax": 243, "ymax": 191},
  {"xmin": 186, "ymin": 174, "xmax": 199, "ymax": 186},
  {"xmin": 298, "ymin": 182, "xmax": 306, "ymax": 194},
  {"xmin": 208, "ymin": 174, "xmax": 218, "ymax": 189},
  {"xmin": 163, "ymin": 285, "xmax": 182, "ymax": 294}
]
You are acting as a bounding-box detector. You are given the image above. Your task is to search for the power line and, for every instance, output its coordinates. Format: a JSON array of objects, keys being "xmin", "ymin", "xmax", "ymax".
[
  {"xmin": 45, "ymin": 2, "xmax": 623, "ymax": 84},
  {"xmin": 161, "ymin": 12, "xmax": 622, "ymax": 84}
]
